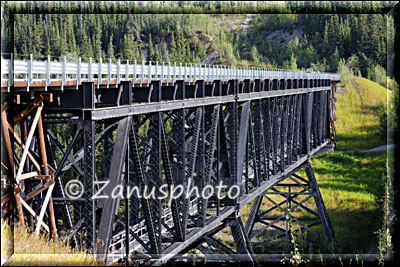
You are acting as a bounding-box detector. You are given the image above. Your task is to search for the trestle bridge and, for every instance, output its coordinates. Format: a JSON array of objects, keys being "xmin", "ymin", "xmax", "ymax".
[{"xmin": 1, "ymin": 54, "xmax": 340, "ymax": 264}]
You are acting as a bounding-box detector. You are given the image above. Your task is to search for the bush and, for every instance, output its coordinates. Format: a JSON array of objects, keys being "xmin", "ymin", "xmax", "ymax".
[
  {"xmin": 367, "ymin": 64, "xmax": 387, "ymax": 87},
  {"xmin": 337, "ymin": 58, "xmax": 354, "ymax": 82},
  {"xmin": 378, "ymin": 84, "xmax": 399, "ymax": 142}
]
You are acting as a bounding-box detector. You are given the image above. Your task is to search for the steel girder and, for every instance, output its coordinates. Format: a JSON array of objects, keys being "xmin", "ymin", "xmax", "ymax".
[
  {"xmin": 1, "ymin": 78, "xmax": 336, "ymax": 265},
  {"xmin": 244, "ymin": 161, "xmax": 335, "ymax": 254}
]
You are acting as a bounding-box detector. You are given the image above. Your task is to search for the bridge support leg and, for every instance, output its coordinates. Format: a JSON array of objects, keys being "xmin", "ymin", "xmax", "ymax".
[
  {"xmin": 245, "ymin": 160, "xmax": 335, "ymax": 254},
  {"xmin": 227, "ymin": 211, "xmax": 258, "ymax": 264}
]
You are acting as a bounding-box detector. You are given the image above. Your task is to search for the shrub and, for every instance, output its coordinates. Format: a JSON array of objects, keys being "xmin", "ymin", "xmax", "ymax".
[
  {"xmin": 378, "ymin": 83, "xmax": 399, "ymax": 142},
  {"xmin": 367, "ymin": 64, "xmax": 387, "ymax": 87},
  {"xmin": 337, "ymin": 58, "xmax": 354, "ymax": 82}
]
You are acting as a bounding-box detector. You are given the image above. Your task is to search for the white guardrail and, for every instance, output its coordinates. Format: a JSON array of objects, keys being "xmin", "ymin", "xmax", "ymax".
[{"xmin": 1, "ymin": 54, "xmax": 341, "ymax": 89}]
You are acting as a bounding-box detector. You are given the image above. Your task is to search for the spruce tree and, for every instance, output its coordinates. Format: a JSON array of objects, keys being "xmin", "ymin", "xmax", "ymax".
[
  {"xmin": 169, "ymin": 32, "xmax": 177, "ymax": 62},
  {"xmin": 80, "ymin": 30, "xmax": 93, "ymax": 59},
  {"xmin": 330, "ymin": 47, "xmax": 340, "ymax": 72},
  {"xmin": 148, "ymin": 34, "xmax": 155, "ymax": 62},
  {"xmin": 121, "ymin": 34, "xmax": 133, "ymax": 60},
  {"xmin": 106, "ymin": 34, "xmax": 115, "ymax": 60}
]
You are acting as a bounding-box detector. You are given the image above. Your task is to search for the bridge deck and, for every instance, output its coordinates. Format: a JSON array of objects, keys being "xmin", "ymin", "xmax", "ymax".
[{"xmin": 1, "ymin": 55, "xmax": 339, "ymax": 92}]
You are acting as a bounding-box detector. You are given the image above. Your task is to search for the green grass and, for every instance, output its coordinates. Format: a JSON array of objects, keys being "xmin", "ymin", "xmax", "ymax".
[
  {"xmin": 335, "ymin": 77, "xmax": 389, "ymax": 151},
  {"xmin": 309, "ymin": 150, "xmax": 388, "ymax": 254},
  {"xmin": 237, "ymin": 150, "xmax": 388, "ymax": 255},
  {"xmin": 235, "ymin": 77, "xmax": 392, "ymax": 258}
]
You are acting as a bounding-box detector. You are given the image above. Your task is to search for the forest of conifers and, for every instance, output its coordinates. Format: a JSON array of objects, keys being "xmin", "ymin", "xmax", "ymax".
[{"xmin": 1, "ymin": 1, "xmax": 397, "ymax": 83}]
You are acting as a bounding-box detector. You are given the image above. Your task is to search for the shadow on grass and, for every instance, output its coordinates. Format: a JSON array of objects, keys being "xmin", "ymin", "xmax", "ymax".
[
  {"xmin": 327, "ymin": 207, "xmax": 382, "ymax": 254},
  {"xmin": 313, "ymin": 152, "xmax": 386, "ymax": 197},
  {"xmin": 251, "ymin": 207, "xmax": 382, "ymax": 255},
  {"xmin": 335, "ymin": 124, "xmax": 386, "ymax": 151},
  {"xmin": 310, "ymin": 151, "xmax": 387, "ymax": 254}
]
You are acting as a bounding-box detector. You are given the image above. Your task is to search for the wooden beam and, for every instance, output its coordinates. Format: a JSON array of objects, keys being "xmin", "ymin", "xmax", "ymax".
[
  {"xmin": 19, "ymin": 171, "xmax": 39, "ymax": 181},
  {"xmin": 15, "ymin": 105, "xmax": 43, "ymax": 183},
  {"xmin": 8, "ymin": 122, "xmax": 41, "ymax": 171},
  {"xmin": 35, "ymin": 183, "xmax": 55, "ymax": 235},
  {"xmin": 13, "ymin": 95, "xmax": 44, "ymax": 125},
  {"xmin": 22, "ymin": 179, "xmax": 55, "ymax": 202},
  {"xmin": 20, "ymin": 198, "xmax": 50, "ymax": 233}
]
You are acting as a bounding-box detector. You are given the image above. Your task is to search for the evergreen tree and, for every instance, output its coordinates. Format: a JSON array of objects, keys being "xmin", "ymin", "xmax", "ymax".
[
  {"xmin": 106, "ymin": 34, "xmax": 115, "ymax": 60},
  {"xmin": 283, "ymin": 53, "xmax": 297, "ymax": 70},
  {"xmin": 330, "ymin": 47, "xmax": 340, "ymax": 72},
  {"xmin": 169, "ymin": 32, "xmax": 177, "ymax": 62},
  {"xmin": 80, "ymin": 30, "xmax": 93, "ymax": 59},
  {"xmin": 121, "ymin": 34, "xmax": 134, "ymax": 60},
  {"xmin": 148, "ymin": 33, "xmax": 155, "ymax": 62}
]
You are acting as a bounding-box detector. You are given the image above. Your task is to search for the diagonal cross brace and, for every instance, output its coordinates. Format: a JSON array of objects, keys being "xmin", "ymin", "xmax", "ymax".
[
  {"xmin": 96, "ymin": 116, "xmax": 132, "ymax": 258},
  {"xmin": 237, "ymin": 101, "xmax": 251, "ymax": 190}
]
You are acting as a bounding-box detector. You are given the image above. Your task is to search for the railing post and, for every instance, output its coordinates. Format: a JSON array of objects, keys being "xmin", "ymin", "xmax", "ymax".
[
  {"xmin": 117, "ymin": 58, "xmax": 121, "ymax": 84},
  {"xmin": 155, "ymin": 61, "xmax": 158, "ymax": 81},
  {"xmin": 133, "ymin": 59, "xmax": 137, "ymax": 83},
  {"xmin": 77, "ymin": 57, "xmax": 81, "ymax": 87},
  {"xmin": 174, "ymin": 62, "xmax": 176, "ymax": 83},
  {"xmin": 9, "ymin": 53, "xmax": 14, "ymax": 87},
  {"xmin": 141, "ymin": 60, "xmax": 144, "ymax": 84},
  {"xmin": 108, "ymin": 58, "xmax": 112, "ymax": 86},
  {"xmin": 168, "ymin": 62, "xmax": 171, "ymax": 84},
  {"xmin": 161, "ymin": 61, "xmax": 164, "ymax": 83},
  {"xmin": 46, "ymin": 55, "xmax": 50, "ymax": 87},
  {"xmin": 98, "ymin": 57, "xmax": 102, "ymax": 88},
  {"xmin": 148, "ymin": 61, "xmax": 152, "ymax": 83},
  {"xmin": 27, "ymin": 54, "xmax": 33, "ymax": 86},
  {"xmin": 189, "ymin": 63, "xmax": 192, "ymax": 83},
  {"xmin": 185, "ymin": 63, "xmax": 187, "ymax": 82},
  {"xmin": 125, "ymin": 59, "xmax": 129, "ymax": 81},
  {"xmin": 62, "ymin": 56, "xmax": 66, "ymax": 87},
  {"xmin": 194, "ymin": 63, "xmax": 197, "ymax": 82},
  {"xmin": 88, "ymin": 57, "xmax": 92, "ymax": 82},
  {"xmin": 179, "ymin": 62, "xmax": 182, "ymax": 80}
]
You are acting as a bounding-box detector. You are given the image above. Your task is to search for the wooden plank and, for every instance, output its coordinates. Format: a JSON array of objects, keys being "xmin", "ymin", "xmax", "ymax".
[
  {"xmin": 1, "ymin": 100, "xmax": 10, "ymax": 113},
  {"xmin": 13, "ymin": 95, "xmax": 44, "ymax": 125},
  {"xmin": 25, "ymin": 175, "xmax": 52, "ymax": 181},
  {"xmin": 7, "ymin": 122, "xmax": 41, "ymax": 171},
  {"xmin": 19, "ymin": 171, "xmax": 38, "ymax": 180},
  {"xmin": 15, "ymin": 105, "xmax": 43, "ymax": 183},
  {"xmin": 1, "ymin": 187, "xmax": 21, "ymax": 205},
  {"xmin": 1, "ymin": 192, "xmax": 12, "ymax": 206},
  {"xmin": 20, "ymin": 198, "xmax": 50, "ymax": 233},
  {"xmin": 22, "ymin": 179, "xmax": 55, "ymax": 202},
  {"xmin": 35, "ymin": 183, "xmax": 55, "ymax": 235}
]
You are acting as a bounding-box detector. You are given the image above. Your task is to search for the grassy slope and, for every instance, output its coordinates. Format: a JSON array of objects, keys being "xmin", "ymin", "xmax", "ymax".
[
  {"xmin": 310, "ymin": 151, "xmax": 388, "ymax": 254},
  {"xmin": 308, "ymin": 77, "xmax": 390, "ymax": 253},
  {"xmin": 335, "ymin": 77, "xmax": 389, "ymax": 151},
  {"xmin": 236, "ymin": 77, "xmax": 390, "ymax": 256}
]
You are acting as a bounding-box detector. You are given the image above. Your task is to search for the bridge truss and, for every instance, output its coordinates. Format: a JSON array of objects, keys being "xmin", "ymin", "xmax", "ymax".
[{"xmin": 1, "ymin": 55, "xmax": 339, "ymax": 264}]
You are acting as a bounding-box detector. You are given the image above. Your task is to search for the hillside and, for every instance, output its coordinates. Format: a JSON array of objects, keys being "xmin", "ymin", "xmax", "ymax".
[
  {"xmin": 335, "ymin": 77, "xmax": 389, "ymax": 151},
  {"xmin": 2, "ymin": 2, "xmax": 391, "ymax": 77}
]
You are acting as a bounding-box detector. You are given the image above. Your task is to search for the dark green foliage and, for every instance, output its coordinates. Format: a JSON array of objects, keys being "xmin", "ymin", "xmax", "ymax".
[
  {"xmin": 2, "ymin": 1, "xmax": 393, "ymax": 75},
  {"xmin": 248, "ymin": 13, "xmax": 387, "ymax": 73},
  {"xmin": 378, "ymin": 84, "xmax": 399, "ymax": 141}
]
